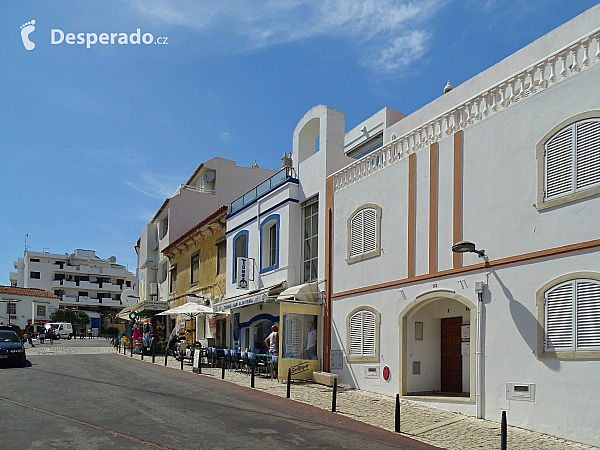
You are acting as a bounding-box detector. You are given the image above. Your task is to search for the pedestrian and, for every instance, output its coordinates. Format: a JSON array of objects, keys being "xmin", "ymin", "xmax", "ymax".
[
  {"xmin": 264, "ymin": 324, "xmax": 279, "ymax": 378},
  {"xmin": 25, "ymin": 324, "xmax": 35, "ymax": 347},
  {"xmin": 39, "ymin": 328, "xmax": 46, "ymax": 344},
  {"xmin": 47, "ymin": 326, "xmax": 54, "ymax": 344}
]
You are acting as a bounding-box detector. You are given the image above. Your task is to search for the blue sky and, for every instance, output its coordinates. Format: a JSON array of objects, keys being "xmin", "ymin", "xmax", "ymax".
[{"xmin": 1, "ymin": 0, "xmax": 598, "ymax": 284}]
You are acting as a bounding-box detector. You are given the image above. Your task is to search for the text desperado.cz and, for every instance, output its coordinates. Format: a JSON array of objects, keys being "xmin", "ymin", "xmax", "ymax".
[{"xmin": 51, "ymin": 29, "xmax": 168, "ymax": 48}]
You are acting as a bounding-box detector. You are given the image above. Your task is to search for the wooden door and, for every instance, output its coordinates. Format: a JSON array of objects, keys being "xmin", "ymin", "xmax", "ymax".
[{"xmin": 441, "ymin": 317, "xmax": 462, "ymax": 393}]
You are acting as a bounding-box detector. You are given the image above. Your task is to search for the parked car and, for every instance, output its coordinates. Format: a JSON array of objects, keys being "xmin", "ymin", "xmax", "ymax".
[
  {"xmin": 0, "ymin": 324, "xmax": 25, "ymax": 343},
  {"xmin": 0, "ymin": 330, "xmax": 26, "ymax": 366},
  {"xmin": 44, "ymin": 322, "xmax": 73, "ymax": 340}
]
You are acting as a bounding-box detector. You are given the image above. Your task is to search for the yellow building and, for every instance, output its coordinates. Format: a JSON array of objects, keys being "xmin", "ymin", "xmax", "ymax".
[{"xmin": 162, "ymin": 206, "xmax": 228, "ymax": 344}]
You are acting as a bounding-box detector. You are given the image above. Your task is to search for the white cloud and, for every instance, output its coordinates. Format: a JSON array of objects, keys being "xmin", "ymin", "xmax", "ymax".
[
  {"xmin": 124, "ymin": 172, "xmax": 184, "ymax": 199},
  {"xmin": 126, "ymin": 0, "xmax": 447, "ymax": 74},
  {"xmin": 219, "ymin": 131, "xmax": 232, "ymax": 142}
]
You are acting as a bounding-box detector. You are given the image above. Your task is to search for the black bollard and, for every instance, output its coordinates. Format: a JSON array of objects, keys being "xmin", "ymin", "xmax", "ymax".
[
  {"xmin": 501, "ymin": 410, "xmax": 507, "ymax": 450},
  {"xmin": 286, "ymin": 368, "xmax": 291, "ymax": 399},
  {"xmin": 141, "ymin": 346, "xmax": 144, "ymax": 360},
  {"xmin": 251, "ymin": 364, "xmax": 255, "ymax": 388},
  {"xmin": 130, "ymin": 342, "xmax": 133, "ymax": 357},
  {"xmin": 221, "ymin": 357, "xmax": 226, "ymax": 379},
  {"xmin": 124, "ymin": 342, "xmax": 126, "ymax": 355},
  {"xmin": 395, "ymin": 394, "xmax": 401, "ymax": 433},
  {"xmin": 152, "ymin": 344, "xmax": 156, "ymax": 364},
  {"xmin": 164, "ymin": 349, "xmax": 168, "ymax": 366},
  {"xmin": 181, "ymin": 354, "xmax": 184, "ymax": 370},
  {"xmin": 198, "ymin": 351, "xmax": 202, "ymax": 374},
  {"xmin": 332, "ymin": 377, "xmax": 337, "ymax": 412}
]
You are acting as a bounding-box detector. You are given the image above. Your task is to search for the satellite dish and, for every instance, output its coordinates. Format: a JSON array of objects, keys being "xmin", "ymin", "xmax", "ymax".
[
  {"xmin": 202, "ymin": 171, "xmax": 215, "ymax": 183},
  {"xmin": 148, "ymin": 240, "xmax": 158, "ymax": 251},
  {"xmin": 109, "ymin": 256, "xmax": 117, "ymax": 263},
  {"xmin": 70, "ymin": 253, "xmax": 75, "ymax": 258}
]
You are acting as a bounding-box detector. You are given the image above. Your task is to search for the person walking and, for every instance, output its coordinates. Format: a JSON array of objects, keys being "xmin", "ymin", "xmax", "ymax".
[
  {"xmin": 24, "ymin": 324, "xmax": 35, "ymax": 347},
  {"xmin": 264, "ymin": 325, "xmax": 279, "ymax": 378}
]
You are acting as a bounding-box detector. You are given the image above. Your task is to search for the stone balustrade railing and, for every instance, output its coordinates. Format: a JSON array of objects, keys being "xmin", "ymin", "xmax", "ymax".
[{"xmin": 333, "ymin": 27, "xmax": 600, "ymax": 192}]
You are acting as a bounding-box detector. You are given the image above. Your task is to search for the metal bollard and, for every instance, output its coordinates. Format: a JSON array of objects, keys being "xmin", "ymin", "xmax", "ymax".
[
  {"xmin": 286, "ymin": 368, "xmax": 291, "ymax": 399},
  {"xmin": 221, "ymin": 357, "xmax": 226, "ymax": 379},
  {"xmin": 124, "ymin": 342, "xmax": 126, "ymax": 355},
  {"xmin": 395, "ymin": 394, "xmax": 401, "ymax": 433},
  {"xmin": 332, "ymin": 377, "xmax": 337, "ymax": 412},
  {"xmin": 251, "ymin": 364, "xmax": 255, "ymax": 388},
  {"xmin": 152, "ymin": 344, "xmax": 155, "ymax": 364},
  {"xmin": 198, "ymin": 351, "xmax": 202, "ymax": 374},
  {"xmin": 141, "ymin": 347, "xmax": 144, "ymax": 360},
  {"xmin": 130, "ymin": 342, "xmax": 133, "ymax": 357},
  {"xmin": 181, "ymin": 354, "xmax": 184, "ymax": 370},
  {"xmin": 501, "ymin": 410, "xmax": 507, "ymax": 450},
  {"xmin": 164, "ymin": 349, "xmax": 168, "ymax": 366}
]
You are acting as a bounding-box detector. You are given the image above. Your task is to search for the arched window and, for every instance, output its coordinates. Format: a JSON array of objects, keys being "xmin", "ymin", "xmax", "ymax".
[
  {"xmin": 260, "ymin": 215, "xmax": 279, "ymax": 273},
  {"xmin": 232, "ymin": 230, "xmax": 248, "ymax": 283},
  {"xmin": 347, "ymin": 204, "xmax": 381, "ymax": 263},
  {"xmin": 544, "ymin": 279, "xmax": 600, "ymax": 352},
  {"xmin": 346, "ymin": 306, "xmax": 380, "ymax": 362},
  {"xmin": 537, "ymin": 114, "xmax": 600, "ymax": 209}
]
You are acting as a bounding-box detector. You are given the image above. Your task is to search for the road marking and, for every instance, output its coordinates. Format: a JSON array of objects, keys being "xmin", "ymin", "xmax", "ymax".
[{"xmin": 0, "ymin": 397, "xmax": 175, "ymax": 450}]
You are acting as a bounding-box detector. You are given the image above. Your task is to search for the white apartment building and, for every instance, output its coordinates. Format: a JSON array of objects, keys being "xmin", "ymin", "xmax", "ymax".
[
  {"xmin": 0, "ymin": 286, "xmax": 60, "ymax": 332},
  {"xmin": 327, "ymin": 5, "xmax": 600, "ymax": 446},
  {"xmin": 10, "ymin": 249, "xmax": 137, "ymax": 333},
  {"xmin": 136, "ymin": 157, "xmax": 275, "ymax": 308}
]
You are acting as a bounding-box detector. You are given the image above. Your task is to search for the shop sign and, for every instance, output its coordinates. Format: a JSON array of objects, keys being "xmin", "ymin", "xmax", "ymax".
[
  {"xmin": 213, "ymin": 291, "xmax": 268, "ymax": 312},
  {"xmin": 142, "ymin": 301, "xmax": 168, "ymax": 311},
  {"xmin": 290, "ymin": 362, "xmax": 310, "ymax": 375},
  {"xmin": 237, "ymin": 257, "xmax": 249, "ymax": 289}
]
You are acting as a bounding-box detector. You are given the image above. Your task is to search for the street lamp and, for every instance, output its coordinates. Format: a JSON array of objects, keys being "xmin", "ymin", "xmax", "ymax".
[{"xmin": 452, "ymin": 241, "xmax": 486, "ymax": 258}]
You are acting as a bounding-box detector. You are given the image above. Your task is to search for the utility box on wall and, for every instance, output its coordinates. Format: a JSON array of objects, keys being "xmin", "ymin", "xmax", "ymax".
[
  {"xmin": 506, "ymin": 383, "xmax": 536, "ymax": 401},
  {"xmin": 330, "ymin": 350, "xmax": 343, "ymax": 370}
]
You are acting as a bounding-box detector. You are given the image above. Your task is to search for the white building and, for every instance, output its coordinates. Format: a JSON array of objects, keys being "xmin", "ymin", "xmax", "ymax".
[
  {"xmin": 135, "ymin": 157, "xmax": 275, "ymax": 309},
  {"xmin": 0, "ymin": 286, "xmax": 60, "ymax": 332},
  {"xmin": 10, "ymin": 249, "xmax": 137, "ymax": 333},
  {"xmin": 327, "ymin": 5, "xmax": 600, "ymax": 446}
]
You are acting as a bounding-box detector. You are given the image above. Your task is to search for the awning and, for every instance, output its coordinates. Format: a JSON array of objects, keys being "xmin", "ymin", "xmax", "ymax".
[
  {"xmin": 277, "ymin": 282, "xmax": 320, "ymax": 303},
  {"xmin": 157, "ymin": 302, "xmax": 214, "ymax": 318},
  {"xmin": 213, "ymin": 283, "xmax": 285, "ymax": 313},
  {"xmin": 116, "ymin": 300, "xmax": 168, "ymax": 320}
]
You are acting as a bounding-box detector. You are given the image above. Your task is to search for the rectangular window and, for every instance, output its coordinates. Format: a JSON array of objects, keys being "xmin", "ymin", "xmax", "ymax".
[
  {"xmin": 234, "ymin": 234, "xmax": 247, "ymax": 280},
  {"xmin": 7, "ymin": 303, "xmax": 16, "ymax": 315},
  {"xmin": 216, "ymin": 240, "xmax": 226, "ymax": 275},
  {"xmin": 170, "ymin": 265, "xmax": 177, "ymax": 293},
  {"xmin": 191, "ymin": 252, "xmax": 200, "ymax": 284},
  {"xmin": 30, "ymin": 258, "xmax": 40, "ymax": 262},
  {"xmin": 36, "ymin": 305, "xmax": 46, "ymax": 316},
  {"xmin": 30, "ymin": 271, "xmax": 41, "ymax": 279},
  {"xmin": 302, "ymin": 197, "xmax": 318, "ymax": 283}
]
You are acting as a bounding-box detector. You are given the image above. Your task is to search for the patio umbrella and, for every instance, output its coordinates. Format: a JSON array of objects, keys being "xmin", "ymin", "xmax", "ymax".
[{"xmin": 156, "ymin": 302, "xmax": 214, "ymax": 319}]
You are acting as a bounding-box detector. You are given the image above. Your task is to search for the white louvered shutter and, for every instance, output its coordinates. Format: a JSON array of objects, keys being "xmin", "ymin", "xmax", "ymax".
[
  {"xmin": 545, "ymin": 281, "xmax": 574, "ymax": 351},
  {"xmin": 362, "ymin": 208, "xmax": 377, "ymax": 254},
  {"xmin": 362, "ymin": 310, "xmax": 376, "ymax": 356},
  {"xmin": 349, "ymin": 312, "xmax": 363, "ymax": 356},
  {"xmin": 575, "ymin": 120, "xmax": 600, "ymax": 190},
  {"xmin": 349, "ymin": 212, "xmax": 363, "ymax": 257},
  {"xmin": 575, "ymin": 280, "xmax": 600, "ymax": 350},
  {"xmin": 545, "ymin": 127, "xmax": 573, "ymax": 199}
]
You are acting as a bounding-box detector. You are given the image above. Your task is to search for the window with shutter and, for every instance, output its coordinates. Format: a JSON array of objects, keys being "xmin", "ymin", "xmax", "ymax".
[
  {"xmin": 540, "ymin": 115, "xmax": 600, "ymax": 208},
  {"xmin": 347, "ymin": 204, "xmax": 381, "ymax": 263},
  {"xmin": 347, "ymin": 307, "xmax": 379, "ymax": 361},
  {"xmin": 544, "ymin": 278, "xmax": 600, "ymax": 353}
]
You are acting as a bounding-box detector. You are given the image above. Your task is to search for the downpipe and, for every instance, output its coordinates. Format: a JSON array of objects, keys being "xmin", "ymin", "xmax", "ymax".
[{"xmin": 475, "ymin": 285, "xmax": 485, "ymax": 419}]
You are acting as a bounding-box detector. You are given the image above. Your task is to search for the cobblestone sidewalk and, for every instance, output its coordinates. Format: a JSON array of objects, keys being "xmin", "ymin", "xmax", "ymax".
[{"xmin": 110, "ymin": 347, "xmax": 597, "ymax": 450}]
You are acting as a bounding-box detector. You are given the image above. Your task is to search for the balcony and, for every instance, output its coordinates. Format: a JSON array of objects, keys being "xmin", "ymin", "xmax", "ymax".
[{"xmin": 229, "ymin": 167, "xmax": 296, "ymax": 216}]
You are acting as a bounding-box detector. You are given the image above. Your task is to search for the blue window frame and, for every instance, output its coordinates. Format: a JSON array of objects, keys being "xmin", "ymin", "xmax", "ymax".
[
  {"xmin": 232, "ymin": 230, "xmax": 249, "ymax": 284},
  {"xmin": 260, "ymin": 214, "xmax": 280, "ymax": 274}
]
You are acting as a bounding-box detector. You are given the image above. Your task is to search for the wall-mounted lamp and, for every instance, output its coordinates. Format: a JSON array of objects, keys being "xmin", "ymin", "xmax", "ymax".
[{"xmin": 452, "ymin": 241, "xmax": 486, "ymax": 258}]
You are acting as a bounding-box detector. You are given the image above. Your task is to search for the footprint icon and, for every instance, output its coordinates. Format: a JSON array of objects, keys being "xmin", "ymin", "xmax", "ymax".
[{"xmin": 20, "ymin": 20, "xmax": 36, "ymax": 50}]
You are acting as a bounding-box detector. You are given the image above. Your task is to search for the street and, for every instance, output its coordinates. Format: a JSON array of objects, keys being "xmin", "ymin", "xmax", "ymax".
[{"xmin": 0, "ymin": 339, "xmax": 437, "ymax": 450}]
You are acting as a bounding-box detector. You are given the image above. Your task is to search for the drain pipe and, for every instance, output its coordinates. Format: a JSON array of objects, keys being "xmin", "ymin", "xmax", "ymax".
[{"xmin": 475, "ymin": 281, "xmax": 485, "ymax": 419}]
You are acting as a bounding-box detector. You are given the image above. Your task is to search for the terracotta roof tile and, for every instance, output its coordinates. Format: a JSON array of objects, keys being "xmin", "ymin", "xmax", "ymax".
[{"xmin": 0, "ymin": 286, "xmax": 59, "ymax": 299}]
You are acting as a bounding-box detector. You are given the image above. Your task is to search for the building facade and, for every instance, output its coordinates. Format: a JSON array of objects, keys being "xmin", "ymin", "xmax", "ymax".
[
  {"xmin": 9, "ymin": 249, "xmax": 137, "ymax": 334},
  {"xmin": 161, "ymin": 206, "xmax": 228, "ymax": 345},
  {"xmin": 0, "ymin": 286, "xmax": 60, "ymax": 333},
  {"xmin": 327, "ymin": 5, "xmax": 600, "ymax": 446},
  {"xmin": 136, "ymin": 157, "xmax": 275, "ymax": 309}
]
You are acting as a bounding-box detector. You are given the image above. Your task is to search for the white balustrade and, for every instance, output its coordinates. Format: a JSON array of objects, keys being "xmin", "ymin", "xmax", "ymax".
[{"xmin": 333, "ymin": 27, "xmax": 600, "ymax": 192}]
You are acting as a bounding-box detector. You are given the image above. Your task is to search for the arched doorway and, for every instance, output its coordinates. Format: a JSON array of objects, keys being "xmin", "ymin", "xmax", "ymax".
[{"xmin": 398, "ymin": 290, "xmax": 476, "ymax": 400}]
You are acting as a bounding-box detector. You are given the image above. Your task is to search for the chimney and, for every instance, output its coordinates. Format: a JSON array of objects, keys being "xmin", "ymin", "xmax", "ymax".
[{"xmin": 281, "ymin": 152, "xmax": 293, "ymax": 169}]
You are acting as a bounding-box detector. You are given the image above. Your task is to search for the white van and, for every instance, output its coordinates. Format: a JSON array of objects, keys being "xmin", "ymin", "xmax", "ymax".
[{"xmin": 45, "ymin": 322, "xmax": 74, "ymax": 340}]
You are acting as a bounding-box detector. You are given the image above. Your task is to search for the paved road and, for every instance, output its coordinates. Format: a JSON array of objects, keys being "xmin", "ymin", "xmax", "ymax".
[{"xmin": 0, "ymin": 340, "xmax": 437, "ymax": 450}]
